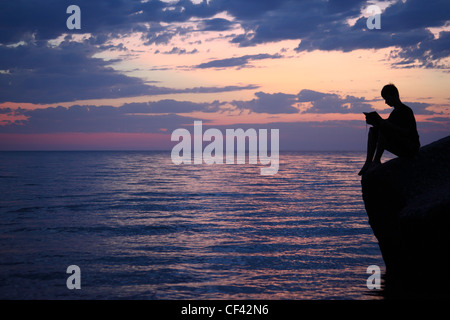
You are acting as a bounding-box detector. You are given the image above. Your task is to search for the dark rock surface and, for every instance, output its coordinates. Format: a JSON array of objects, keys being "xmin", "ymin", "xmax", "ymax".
[{"xmin": 361, "ymin": 135, "xmax": 450, "ymax": 298}]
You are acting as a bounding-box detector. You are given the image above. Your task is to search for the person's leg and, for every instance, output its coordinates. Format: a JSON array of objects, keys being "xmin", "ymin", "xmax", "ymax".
[
  {"xmin": 358, "ymin": 127, "xmax": 378, "ymax": 175},
  {"xmin": 366, "ymin": 127, "xmax": 378, "ymax": 163},
  {"xmin": 373, "ymin": 129, "xmax": 386, "ymax": 163},
  {"xmin": 378, "ymin": 120, "xmax": 419, "ymax": 158},
  {"xmin": 372, "ymin": 123, "xmax": 419, "ymax": 162},
  {"xmin": 384, "ymin": 135, "xmax": 419, "ymax": 158},
  {"xmin": 359, "ymin": 123, "xmax": 419, "ymax": 176}
]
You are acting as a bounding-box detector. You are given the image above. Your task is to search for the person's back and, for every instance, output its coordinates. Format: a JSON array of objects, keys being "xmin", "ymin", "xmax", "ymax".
[{"xmin": 387, "ymin": 103, "xmax": 420, "ymax": 148}]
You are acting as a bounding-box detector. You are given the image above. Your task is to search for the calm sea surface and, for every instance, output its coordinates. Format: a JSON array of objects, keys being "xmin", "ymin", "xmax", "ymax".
[{"xmin": 0, "ymin": 151, "xmax": 386, "ymax": 299}]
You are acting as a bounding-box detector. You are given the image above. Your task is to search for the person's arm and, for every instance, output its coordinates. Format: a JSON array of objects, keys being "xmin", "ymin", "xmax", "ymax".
[
  {"xmin": 378, "ymin": 108, "xmax": 415, "ymax": 136},
  {"xmin": 379, "ymin": 118, "xmax": 410, "ymax": 135},
  {"xmin": 365, "ymin": 112, "xmax": 383, "ymax": 126},
  {"xmin": 365, "ymin": 111, "xmax": 411, "ymax": 135}
]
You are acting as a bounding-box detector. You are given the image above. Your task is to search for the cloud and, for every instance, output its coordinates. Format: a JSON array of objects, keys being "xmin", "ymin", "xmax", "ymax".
[
  {"xmin": 376, "ymin": 0, "xmax": 449, "ymax": 32},
  {"xmin": 295, "ymin": 90, "xmax": 434, "ymax": 115},
  {"xmin": 426, "ymin": 116, "xmax": 450, "ymax": 122},
  {"xmin": 157, "ymin": 47, "xmax": 198, "ymax": 54},
  {"xmin": 0, "ymin": 107, "xmax": 12, "ymax": 114},
  {"xmin": 223, "ymin": 0, "xmax": 450, "ymax": 68},
  {"xmin": 233, "ymin": 92, "xmax": 299, "ymax": 114},
  {"xmin": 0, "ymin": 98, "xmax": 229, "ymax": 133},
  {"xmin": 389, "ymin": 31, "xmax": 450, "ymax": 68},
  {"xmin": 140, "ymin": 22, "xmax": 194, "ymax": 45},
  {"xmin": 1, "ymin": 99, "xmax": 447, "ymax": 150},
  {"xmin": 0, "ymin": 104, "xmax": 201, "ymax": 134},
  {"xmin": 0, "ymin": 41, "xmax": 258, "ymax": 104},
  {"xmin": 0, "ymin": 90, "xmax": 373, "ymax": 134},
  {"xmin": 200, "ymin": 18, "xmax": 236, "ymax": 32},
  {"xmin": 308, "ymin": 1, "xmax": 450, "ymax": 68},
  {"xmin": 0, "ymin": 41, "xmax": 158, "ymax": 104},
  {"xmin": 297, "ymin": 90, "xmax": 374, "ymax": 114},
  {"xmin": 232, "ymin": 89, "xmax": 375, "ymax": 114},
  {"xmin": 195, "ymin": 53, "xmax": 282, "ymax": 69},
  {"xmin": 0, "ymin": 0, "xmax": 142, "ymax": 45},
  {"xmin": 228, "ymin": 0, "xmax": 366, "ymax": 45},
  {"xmin": 1, "ymin": 88, "xmax": 442, "ymax": 136},
  {"xmin": 179, "ymin": 84, "xmax": 260, "ymax": 93},
  {"xmin": 1, "ymin": 0, "xmax": 448, "ymax": 69},
  {"xmin": 402, "ymin": 102, "xmax": 435, "ymax": 115},
  {"xmin": 231, "ymin": 89, "xmax": 439, "ymax": 115},
  {"xmin": 121, "ymin": 99, "xmax": 224, "ymax": 113},
  {"xmin": 0, "ymin": 0, "xmax": 211, "ymax": 46}
]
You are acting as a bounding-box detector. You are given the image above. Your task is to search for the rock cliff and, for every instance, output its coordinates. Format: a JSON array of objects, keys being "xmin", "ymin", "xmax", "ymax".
[{"xmin": 361, "ymin": 135, "xmax": 450, "ymax": 297}]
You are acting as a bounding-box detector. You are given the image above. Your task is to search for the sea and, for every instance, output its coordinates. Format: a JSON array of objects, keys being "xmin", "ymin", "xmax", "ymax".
[{"xmin": 0, "ymin": 151, "xmax": 387, "ymax": 300}]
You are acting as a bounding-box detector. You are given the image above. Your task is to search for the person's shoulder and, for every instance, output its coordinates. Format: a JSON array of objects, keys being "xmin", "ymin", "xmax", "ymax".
[{"xmin": 399, "ymin": 103, "xmax": 414, "ymax": 114}]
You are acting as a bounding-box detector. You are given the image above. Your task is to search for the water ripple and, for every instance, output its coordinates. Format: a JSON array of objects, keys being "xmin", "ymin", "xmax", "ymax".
[{"xmin": 0, "ymin": 151, "xmax": 385, "ymax": 299}]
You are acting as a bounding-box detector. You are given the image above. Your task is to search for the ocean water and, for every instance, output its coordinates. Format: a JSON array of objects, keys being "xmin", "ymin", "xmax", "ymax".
[{"xmin": 0, "ymin": 151, "xmax": 386, "ymax": 300}]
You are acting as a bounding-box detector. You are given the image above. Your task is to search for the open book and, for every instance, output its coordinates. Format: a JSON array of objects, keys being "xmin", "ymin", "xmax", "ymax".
[{"xmin": 363, "ymin": 111, "xmax": 382, "ymax": 126}]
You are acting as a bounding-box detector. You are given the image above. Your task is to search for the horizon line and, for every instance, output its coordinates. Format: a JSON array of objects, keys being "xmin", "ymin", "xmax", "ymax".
[{"xmin": 0, "ymin": 149, "xmax": 366, "ymax": 152}]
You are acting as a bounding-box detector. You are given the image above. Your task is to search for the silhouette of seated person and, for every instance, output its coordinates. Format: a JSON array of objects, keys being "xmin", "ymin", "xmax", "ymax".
[{"xmin": 359, "ymin": 84, "xmax": 420, "ymax": 176}]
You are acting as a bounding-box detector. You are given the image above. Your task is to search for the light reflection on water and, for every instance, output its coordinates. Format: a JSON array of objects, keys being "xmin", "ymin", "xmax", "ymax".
[{"xmin": 0, "ymin": 151, "xmax": 386, "ymax": 299}]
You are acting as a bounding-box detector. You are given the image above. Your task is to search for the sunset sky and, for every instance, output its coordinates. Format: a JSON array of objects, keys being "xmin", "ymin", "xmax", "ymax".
[{"xmin": 0, "ymin": 0, "xmax": 449, "ymax": 150}]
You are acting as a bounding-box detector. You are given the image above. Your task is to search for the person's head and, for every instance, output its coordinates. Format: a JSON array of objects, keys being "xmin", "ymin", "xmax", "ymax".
[{"xmin": 381, "ymin": 83, "xmax": 401, "ymax": 107}]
